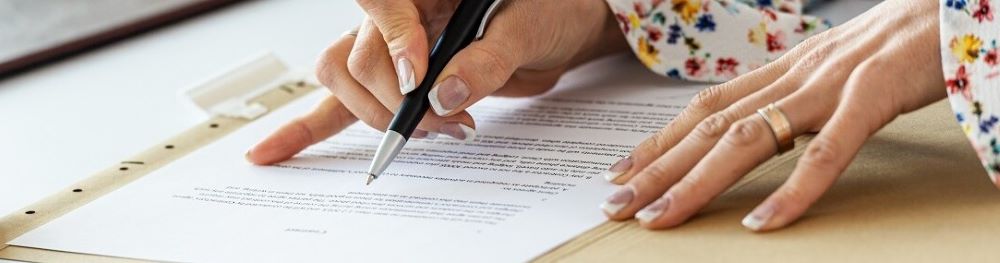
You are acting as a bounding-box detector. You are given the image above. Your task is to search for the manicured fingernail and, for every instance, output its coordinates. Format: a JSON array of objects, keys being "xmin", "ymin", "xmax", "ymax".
[
  {"xmin": 245, "ymin": 146, "xmax": 262, "ymax": 164},
  {"xmin": 603, "ymin": 156, "xmax": 633, "ymax": 181},
  {"xmin": 428, "ymin": 76, "xmax": 470, "ymax": 116},
  {"xmin": 397, "ymin": 58, "xmax": 416, "ymax": 95},
  {"xmin": 635, "ymin": 194, "xmax": 672, "ymax": 224},
  {"xmin": 600, "ymin": 186, "xmax": 635, "ymax": 215},
  {"xmin": 440, "ymin": 123, "xmax": 476, "ymax": 142},
  {"xmin": 742, "ymin": 202, "xmax": 777, "ymax": 231},
  {"xmin": 411, "ymin": 129, "xmax": 429, "ymax": 139}
]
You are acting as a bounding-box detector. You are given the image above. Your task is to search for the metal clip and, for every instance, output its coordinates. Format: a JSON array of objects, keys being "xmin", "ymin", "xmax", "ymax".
[
  {"xmin": 474, "ymin": 0, "xmax": 504, "ymax": 40},
  {"xmin": 180, "ymin": 53, "xmax": 312, "ymax": 120}
]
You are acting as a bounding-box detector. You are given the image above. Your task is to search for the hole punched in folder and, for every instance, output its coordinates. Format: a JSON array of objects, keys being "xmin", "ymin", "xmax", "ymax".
[
  {"xmin": 210, "ymin": 123, "xmax": 219, "ymax": 128},
  {"xmin": 25, "ymin": 210, "xmax": 35, "ymax": 215},
  {"xmin": 73, "ymin": 189, "xmax": 83, "ymax": 193},
  {"xmin": 165, "ymin": 145, "xmax": 175, "ymax": 149}
]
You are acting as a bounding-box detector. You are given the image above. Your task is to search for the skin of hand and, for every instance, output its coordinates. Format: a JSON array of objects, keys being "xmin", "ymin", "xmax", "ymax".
[
  {"xmin": 246, "ymin": 1, "xmax": 627, "ymax": 165},
  {"xmin": 600, "ymin": 0, "xmax": 946, "ymax": 232}
]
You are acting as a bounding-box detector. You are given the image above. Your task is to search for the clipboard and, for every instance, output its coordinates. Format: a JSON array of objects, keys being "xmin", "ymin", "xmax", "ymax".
[
  {"xmin": 2, "ymin": 53, "xmax": 1000, "ymax": 262},
  {"xmin": 0, "ymin": 53, "xmax": 321, "ymax": 262}
]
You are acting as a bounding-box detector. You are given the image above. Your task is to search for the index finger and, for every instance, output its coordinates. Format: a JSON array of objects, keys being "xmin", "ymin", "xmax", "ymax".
[
  {"xmin": 246, "ymin": 34, "xmax": 361, "ymax": 165},
  {"xmin": 246, "ymin": 95, "xmax": 358, "ymax": 165}
]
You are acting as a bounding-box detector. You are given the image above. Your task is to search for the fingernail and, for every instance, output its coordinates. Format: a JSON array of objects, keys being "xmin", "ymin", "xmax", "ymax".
[
  {"xmin": 603, "ymin": 156, "xmax": 633, "ymax": 182},
  {"xmin": 440, "ymin": 123, "xmax": 476, "ymax": 142},
  {"xmin": 425, "ymin": 132, "xmax": 439, "ymax": 140},
  {"xmin": 397, "ymin": 58, "xmax": 416, "ymax": 95},
  {"xmin": 411, "ymin": 129, "xmax": 429, "ymax": 139},
  {"xmin": 742, "ymin": 202, "xmax": 777, "ymax": 231},
  {"xmin": 244, "ymin": 147, "xmax": 260, "ymax": 164},
  {"xmin": 428, "ymin": 76, "xmax": 470, "ymax": 116},
  {"xmin": 600, "ymin": 186, "xmax": 635, "ymax": 215},
  {"xmin": 635, "ymin": 194, "xmax": 672, "ymax": 224}
]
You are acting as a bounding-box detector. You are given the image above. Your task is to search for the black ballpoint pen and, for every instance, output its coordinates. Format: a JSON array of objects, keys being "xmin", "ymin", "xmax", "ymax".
[{"xmin": 366, "ymin": 0, "xmax": 504, "ymax": 185}]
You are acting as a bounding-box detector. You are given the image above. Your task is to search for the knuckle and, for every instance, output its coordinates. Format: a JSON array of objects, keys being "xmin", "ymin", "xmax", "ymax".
[
  {"xmin": 855, "ymin": 57, "xmax": 891, "ymax": 78},
  {"xmin": 808, "ymin": 29, "xmax": 838, "ymax": 48},
  {"xmin": 799, "ymin": 138, "xmax": 841, "ymax": 170},
  {"xmin": 666, "ymin": 104, "xmax": 704, "ymax": 133},
  {"xmin": 778, "ymin": 184, "xmax": 809, "ymax": 204},
  {"xmin": 639, "ymin": 128, "xmax": 675, "ymax": 154},
  {"xmin": 791, "ymin": 36, "xmax": 844, "ymax": 72},
  {"xmin": 692, "ymin": 113, "xmax": 732, "ymax": 141},
  {"xmin": 797, "ymin": 32, "xmax": 824, "ymax": 49},
  {"xmin": 316, "ymin": 47, "xmax": 348, "ymax": 91},
  {"xmin": 316, "ymin": 65, "xmax": 336, "ymax": 90},
  {"xmin": 777, "ymin": 36, "xmax": 822, "ymax": 65},
  {"xmin": 466, "ymin": 44, "xmax": 514, "ymax": 86},
  {"xmin": 721, "ymin": 118, "xmax": 764, "ymax": 148},
  {"xmin": 845, "ymin": 57, "xmax": 896, "ymax": 108},
  {"xmin": 819, "ymin": 56, "xmax": 853, "ymax": 77},
  {"xmin": 380, "ymin": 17, "xmax": 416, "ymax": 46},
  {"xmin": 346, "ymin": 48, "xmax": 379, "ymax": 85},
  {"xmin": 688, "ymin": 85, "xmax": 725, "ymax": 114},
  {"xmin": 795, "ymin": 47, "xmax": 832, "ymax": 71},
  {"xmin": 636, "ymin": 164, "xmax": 674, "ymax": 187}
]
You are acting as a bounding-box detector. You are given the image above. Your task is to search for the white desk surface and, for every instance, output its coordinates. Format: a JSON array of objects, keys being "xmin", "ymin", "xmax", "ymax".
[{"xmin": 0, "ymin": 0, "xmax": 878, "ymax": 219}]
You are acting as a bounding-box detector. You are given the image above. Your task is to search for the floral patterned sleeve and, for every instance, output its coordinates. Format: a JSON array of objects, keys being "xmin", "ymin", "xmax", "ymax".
[
  {"xmin": 605, "ymin": 0, "xmax": 829, "ymax": 82},
  {"xmin": 940, "ymin": 0, "xmax": 1000, "ymax": 188}
]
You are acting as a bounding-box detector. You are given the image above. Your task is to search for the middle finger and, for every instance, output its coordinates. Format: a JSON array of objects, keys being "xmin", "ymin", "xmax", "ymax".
[{"xmin": 347, "ymin": 17, "xmax": 477, "ymax": 138}]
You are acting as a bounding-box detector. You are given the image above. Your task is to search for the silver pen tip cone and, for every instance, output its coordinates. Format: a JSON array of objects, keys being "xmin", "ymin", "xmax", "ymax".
[{"xmin": 366, "ymin": 174, "xmax": 376, "ymax": 185}]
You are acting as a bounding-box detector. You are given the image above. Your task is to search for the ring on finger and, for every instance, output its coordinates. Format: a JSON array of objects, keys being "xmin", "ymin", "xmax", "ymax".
[{"xmin": 757, "ymin": 103, "xmax": 795, "ymax": 154}]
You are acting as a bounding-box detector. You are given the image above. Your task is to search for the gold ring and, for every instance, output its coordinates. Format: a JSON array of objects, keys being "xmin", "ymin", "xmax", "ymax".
[{"xmin": 756, "ymin": 103, "xmax": 794, "ymax": 154}]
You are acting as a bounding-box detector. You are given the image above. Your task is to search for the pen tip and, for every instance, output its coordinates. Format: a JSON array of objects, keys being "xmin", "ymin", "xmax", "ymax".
[{"xmin": 366, "ymin": 174, "xmax": 376, "ymax": 185}]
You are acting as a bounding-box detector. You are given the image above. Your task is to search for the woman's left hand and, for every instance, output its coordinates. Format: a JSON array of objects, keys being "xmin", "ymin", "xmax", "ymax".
[{"xmin": 601, "ymin": 0, "xmax": 947, "ymax": 232}]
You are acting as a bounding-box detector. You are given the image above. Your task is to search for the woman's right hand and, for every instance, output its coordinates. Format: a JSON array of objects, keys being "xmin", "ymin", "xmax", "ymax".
[{"xmin": 247, "ymin": 0, "xmax": 627, "ymax": 165}]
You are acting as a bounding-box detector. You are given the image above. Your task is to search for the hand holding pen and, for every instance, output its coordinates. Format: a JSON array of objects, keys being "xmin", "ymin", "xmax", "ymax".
[{"xmin": 247, "ymin": 0, "xmax": 626, "ymax": 166}]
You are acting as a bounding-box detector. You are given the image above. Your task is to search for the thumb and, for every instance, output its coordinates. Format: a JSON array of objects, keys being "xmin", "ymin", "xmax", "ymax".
[
  {"xmin": 355, "ymin": 0, "xmax": 430, "ymax": 95},
  {"xmin": 426, "ymin": 17, "xmax": 566, "ymax": 116},
  {"xmin": 428, "ymin": 37, "xmax": 546, "ymax": 116}
]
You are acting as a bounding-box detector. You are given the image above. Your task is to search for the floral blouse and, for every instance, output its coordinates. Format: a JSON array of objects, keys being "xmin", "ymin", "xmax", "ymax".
[
  {"xmin": 942, "ymin": 0, "xmax": 1000, "ymax": 188},
  {"xmin": 606, "ymin": 0, "xmax": 829, "ymax": 82},
  {"xmin": 607, "ymin": 0, "xmax": 1000, "ymax": 188}
]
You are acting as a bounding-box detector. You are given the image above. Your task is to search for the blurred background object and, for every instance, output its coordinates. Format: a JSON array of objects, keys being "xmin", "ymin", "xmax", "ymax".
[
  {"xmin": 0, "ymin": 0, "xmax": 242, "ymax": 78},
  {"xmin": 0, "ymin": 0, "xmax": 360, "ymax": 218}
]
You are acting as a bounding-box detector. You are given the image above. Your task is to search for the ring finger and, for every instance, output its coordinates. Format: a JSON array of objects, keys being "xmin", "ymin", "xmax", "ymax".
[
  {"xmin": 601, "ymin": 74, "xmax": 802, "ymax": 220},
  {"xmin": 631, "ymin": 78, "xmax": 840, "ymax": 229}
]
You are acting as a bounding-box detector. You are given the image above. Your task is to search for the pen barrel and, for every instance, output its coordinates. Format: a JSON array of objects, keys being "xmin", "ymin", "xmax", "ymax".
[{"xmin": 387, "ymin": 0, "xmax": 498, "ymax": 138}]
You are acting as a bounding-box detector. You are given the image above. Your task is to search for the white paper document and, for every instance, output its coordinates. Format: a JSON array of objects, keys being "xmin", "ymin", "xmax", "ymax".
[{"xmin": 11, "ymin": 58, "xmax": 705, "ymax": 262}]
